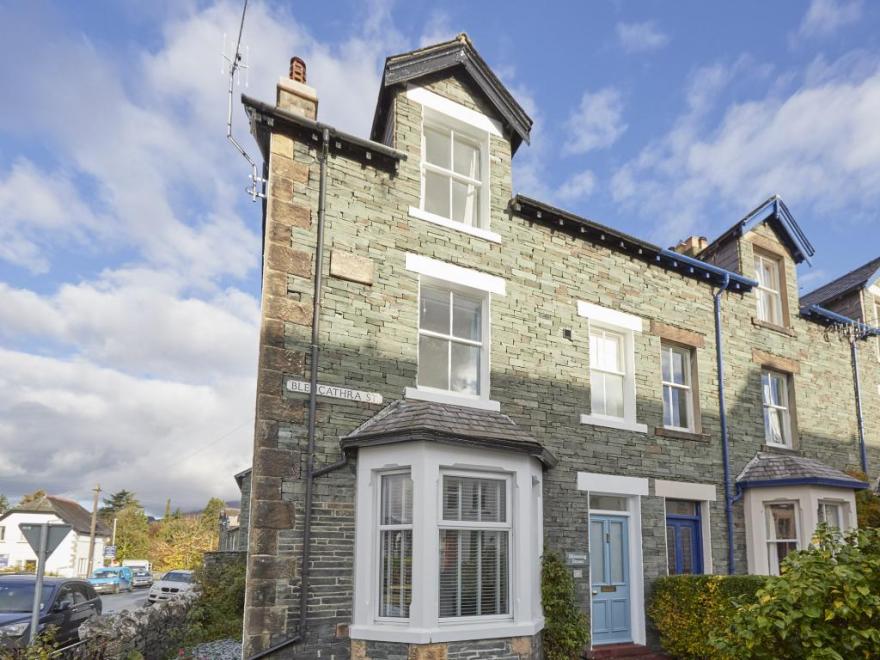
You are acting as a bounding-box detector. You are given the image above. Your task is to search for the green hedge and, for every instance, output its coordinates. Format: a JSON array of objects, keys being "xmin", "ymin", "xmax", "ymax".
[
  {"xmin": 542, "ymin": 551, "xmax": 590, "ymax": 660},
  {"xmin": 648, "ymin": 574, "xmax": 766, "ymax": 658}
]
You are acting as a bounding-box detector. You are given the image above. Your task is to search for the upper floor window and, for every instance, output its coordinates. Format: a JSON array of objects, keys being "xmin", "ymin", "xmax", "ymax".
[
  {"xmin": 762, "ymin": 370, "xmax": 793, "ymax": 447},
  {"xmin": 766, "ymin": 502, "xmax": 799, "ymax": 575},
  {"xmin": 661, "ymin": 344, "xmax": 695, "ymax": 431},
  {"xmin": 422, "ymin": 122, "xmax": 485, "ymax": 229},
  {"xmin": 755, "ymin": 253, "xmax": 784, "ymax": 325},
  {"xmin": 590, "ymin": 328, "xmax": 625, "ymax": 419},
  {"xmin": 418, "ymin": 282, "xmax": 485, "ymax": 397}
]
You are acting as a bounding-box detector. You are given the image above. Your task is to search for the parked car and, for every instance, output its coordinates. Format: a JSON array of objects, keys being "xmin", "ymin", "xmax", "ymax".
[
  {"xmin": 0, "ymin": 575, "xmax": 101, "ymax": 649},
  {"xmin": 131, "ymin": 568, "xmax": 153, "ymax": 588},
  {"xmin": 88, "ymin": 566, "xmax": 133, "ymax": 594},
  {"xmin": 147, "ymin": 569, "xmax": 194, "ymax": 604}
]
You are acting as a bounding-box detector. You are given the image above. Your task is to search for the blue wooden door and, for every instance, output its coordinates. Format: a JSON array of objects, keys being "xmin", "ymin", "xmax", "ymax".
[
  {"xmin": 590, "ymin": 515, "xmax": 631, "ymax": 645},
  {"xmin": 666, "ymin": 501, "xmax": 703, "ymax": 575}
]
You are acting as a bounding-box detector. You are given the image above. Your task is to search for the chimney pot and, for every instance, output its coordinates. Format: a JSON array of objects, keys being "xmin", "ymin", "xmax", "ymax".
[
  {"xmin": 672, "ymin": 235, "xmax": 709, "ymax": 257},
  {"xmin": 290, "ymin": 56, "xmax": 307, "ymax": 84}
]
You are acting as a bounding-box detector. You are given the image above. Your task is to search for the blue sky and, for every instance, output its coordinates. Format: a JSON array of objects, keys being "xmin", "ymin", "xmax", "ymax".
[{"xmin": 0, "ymin": 0, "xmax": 878, "ymax": 512}]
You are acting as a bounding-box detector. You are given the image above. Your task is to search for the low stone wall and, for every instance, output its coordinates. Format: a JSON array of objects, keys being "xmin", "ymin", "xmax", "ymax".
[
  {"xmin": 79, "ymin": 592, "xmax": 197, "ymax": 660},
  {"xmin": 352, "ymin": 634, "xmax": 542, "ymax": 660}
]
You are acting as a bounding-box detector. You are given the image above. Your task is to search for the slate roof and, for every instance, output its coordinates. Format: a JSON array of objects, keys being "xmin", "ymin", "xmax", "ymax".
[
  {"xmin": 699, "ymin": 195, "xmax": 816, "ymax": 265},
  {"xmin": 370, "ymin": 34, "xmax": 533, "ymax": 153},
  {"xmin": 736, "ymin": 453, "xmax": 868, "ymax": 490},
  {"xmin": 800, "ymin": 256, "xmax": 880, "ymax": 309},
  {"xmin": 341, "ymin": 399, "xmax": 556, "ymax": 467},
  {"xmin": 0, "ymin": 495, "xmax": 112, "ymax": 536}
]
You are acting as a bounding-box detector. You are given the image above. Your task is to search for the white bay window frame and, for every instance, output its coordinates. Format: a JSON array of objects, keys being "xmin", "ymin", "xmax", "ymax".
[
  {"xmin": 577, "ymin": 301, "xmax": 647, "ymax": 433},
  {"xmin": 352, "ymin": 442, "xmax": 544, "ymax": 644}
]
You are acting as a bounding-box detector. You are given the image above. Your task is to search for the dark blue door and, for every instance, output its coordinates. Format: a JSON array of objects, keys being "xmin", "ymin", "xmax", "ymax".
[
  {"xmin": 590, "ymin": 515, "xmax": 631, "ymax": 644},
  {"xmin": 666, "ymin": 500, "xmax": 703, "ymax": 575}
]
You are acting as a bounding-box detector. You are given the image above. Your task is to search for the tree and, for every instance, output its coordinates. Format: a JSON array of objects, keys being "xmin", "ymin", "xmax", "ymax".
[
  {"xmin": 18, "ymin": 490, "xmax": 46, "ymax": 507},
  {"xmin": 114, "ymin": 503, "xmax": 151, "ymax": 562},
  {"xmin": 0, "ymin": 494, "xmax": 8, "ymax": 515},
  {"xmin": 100, "ymin": 490, "xmax": 140, "ymax": 518}
]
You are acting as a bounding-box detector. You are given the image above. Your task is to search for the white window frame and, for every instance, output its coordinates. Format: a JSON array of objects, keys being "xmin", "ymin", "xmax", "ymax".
[
  {"xmin": 577, "ymin": 302, "xmax": 647, "ymax": 433},
  {"xmin": 765, "ymin": 501, "xmax": 800, "ymax": 576},
  {"xmin": 376, "ymin": 470, "xmax": 414, "ymax": 622},
  {"xmin": 404, "ymin": 254, "xmax": 502, "ymax": 412},
  {"xmin": 589, "ymin": 327, "xmax": 626, "ymax": 419},
  {"xmin": 817, "ymin": 500, "xmax": 844, "ymax": 529},
  {"xmin": 755, "ymin": 253, "xmax": 784, "ymax": 325},
  {"xmin": 352, "ymin": 443, "xmax": 544, "ymax": 644},
  {"xmin": 437, "ymin": 470, "xmax": 513, "ymax": 624},
  {"xmin": 762, "ymin": 370, "xmax": 792, "ymax": 448},
  {"xmin": 406, "ymin": 85, "xmax": 498, "ymax": 243},
  {"xmin": 661, "ymin": 344, "xmax": 695, "ymax": 432}
]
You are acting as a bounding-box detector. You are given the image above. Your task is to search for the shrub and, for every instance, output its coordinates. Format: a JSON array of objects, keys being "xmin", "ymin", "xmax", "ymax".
[
  {"xmin": 648, "ymin": 574, "xmax": 766, "ymax": 658},
  {"xmin": 714, "ymin": 526, "xmax": 880, "ymax": 659},
  {"xmin": 848, "ymin": 470, "xmax": 880, "ymax": 528},
  {"xmin": 541, "ymin": 550, "xmax": 589, "ymax": 660},
  {"xmin": 183, "ymin": 556, "xmax": 246, "ymax": 645}
]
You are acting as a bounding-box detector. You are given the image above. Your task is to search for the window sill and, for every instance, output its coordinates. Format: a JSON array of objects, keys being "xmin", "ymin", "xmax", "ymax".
[
  {"xmin": 405, "ymin": 387, "xmax": 501, "ymax": 412},
  {"xmin": 761, "ymin": 443, "xmax": 800, "ymax": 454},
  {"xmin": 408, "ymin": 207, "xmax": 502, "ymax": 243},
  {"xmin": 654, "ymin": 427, "xmax": 710, "ymax": 443},
  {"xmin": 580, "ymin": 414, "xmax": 648, "ymax": 434},
  {"xmin": 751, "ymin": 317, "xmax": 796, "ymax": 337},
  {"xmin": 350, "ymin": 617, "xmax": 544, "ymax": 644}
]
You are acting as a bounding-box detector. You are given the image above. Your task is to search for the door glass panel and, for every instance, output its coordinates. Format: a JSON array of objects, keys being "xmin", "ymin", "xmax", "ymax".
[
  {"xmin": 590, "ymin": 495, "xmax": 627, "ymax": 511},
  {"xmin": 679, "ymin": 526, "xmax": 694, "ymax": 574},
  {"xmin": 666, "ymin": 526, "xmax": 676, "ymax": 575},
  {"xmin": 666, "ymin": 500, "xmax": 698, "ymax": 516},
  {"xmin": 590, "ymin": 520, "xmax": 605, "ymax": 583},
  {"xmin": 609, "ymin": 522, "xmax": 624, "ymax": 583}
]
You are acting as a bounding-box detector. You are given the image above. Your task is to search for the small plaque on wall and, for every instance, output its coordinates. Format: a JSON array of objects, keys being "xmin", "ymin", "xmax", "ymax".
[{"xmin": 566, "ymin": 552, "xmax": 587, "ymax": 566}]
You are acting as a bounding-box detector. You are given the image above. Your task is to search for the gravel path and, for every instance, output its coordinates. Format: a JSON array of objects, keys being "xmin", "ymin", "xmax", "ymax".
[{"xmin": 187, "ymin": 639, "xmax": 242, "ymax": 659}]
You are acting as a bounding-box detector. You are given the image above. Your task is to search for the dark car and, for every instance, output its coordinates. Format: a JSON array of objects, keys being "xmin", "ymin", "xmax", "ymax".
[{"xmin": 0, "ymin": 575, "xmax": 102, "ymax": 649}]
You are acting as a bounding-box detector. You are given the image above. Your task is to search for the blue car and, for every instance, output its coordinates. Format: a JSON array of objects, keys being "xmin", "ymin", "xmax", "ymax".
[{"xmin": 88, "ymin": 566, "xmax": 133, "ymax": 594}]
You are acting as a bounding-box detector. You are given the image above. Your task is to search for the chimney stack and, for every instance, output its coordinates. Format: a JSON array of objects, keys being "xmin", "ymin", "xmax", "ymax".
[
  {"xmin": 277, "ymin": 55, "xmax": 318, "ymax": 119},
  {"xmin": 671, "ymin": 235, "xmax": 709, "ymax": 257}
]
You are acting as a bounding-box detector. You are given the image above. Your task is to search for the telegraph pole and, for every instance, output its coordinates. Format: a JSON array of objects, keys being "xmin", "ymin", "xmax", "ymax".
[{"xmin": 86, "ymin": 484, "xmax": 101, "ymax": 576}]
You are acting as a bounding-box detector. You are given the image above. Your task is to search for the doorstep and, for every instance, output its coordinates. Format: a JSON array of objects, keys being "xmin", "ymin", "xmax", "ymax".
[{"xmin": 584, "ymin": 643, "xmax": 668, "ymax": 659}]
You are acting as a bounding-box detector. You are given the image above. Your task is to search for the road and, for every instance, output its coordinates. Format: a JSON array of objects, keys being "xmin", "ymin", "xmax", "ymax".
[{"xmin": 100, "ymin": 588, "xmax": 149, "ymax": 613}]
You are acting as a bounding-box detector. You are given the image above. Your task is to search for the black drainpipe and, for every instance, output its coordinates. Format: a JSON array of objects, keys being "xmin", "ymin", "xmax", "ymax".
[{"xmin": 249, "ymin": 127, "xmax": 333, "ymax": 660}]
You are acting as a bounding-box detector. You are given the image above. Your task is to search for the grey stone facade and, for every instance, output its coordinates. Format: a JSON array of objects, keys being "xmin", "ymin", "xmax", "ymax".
[{"xmin": 239, "ymin": 34, "xmax": 879, "ymax": 659}]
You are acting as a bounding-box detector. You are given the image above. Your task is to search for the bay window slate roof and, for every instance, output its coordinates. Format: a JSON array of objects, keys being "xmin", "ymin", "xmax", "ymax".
[
  {"xmin": 341, "ymin": 399, "xmax": 557, "ymax": 468},
  {"xmin": 736, "ymin": 453, "xmax": 868, "ymax": 490}
]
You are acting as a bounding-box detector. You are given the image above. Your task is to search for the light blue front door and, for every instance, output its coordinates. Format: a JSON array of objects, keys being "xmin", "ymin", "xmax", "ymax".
[{"xmin": 590, "ymin": 515, "xmax": 631, "ymax": 645}]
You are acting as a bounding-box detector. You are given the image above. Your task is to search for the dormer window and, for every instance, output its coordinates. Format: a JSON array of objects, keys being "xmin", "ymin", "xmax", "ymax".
[
  {"xmin": 754, "ymin": 253, "xmax": 784, "ymax": 325},
  {"xmin": 423, "ymin": 123, "xmax": 484, "ymax": 228}
]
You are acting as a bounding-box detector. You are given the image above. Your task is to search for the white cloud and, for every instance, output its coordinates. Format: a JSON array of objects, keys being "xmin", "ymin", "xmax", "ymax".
[
  {"xmin": 564, "ymin": 88, "xmax": 627, "ymax": 155},
  {"xmin": 616, "ymin": 21, "xmax": 670, "ymax": 53},
  {"xmin": 796, "ymin": 0, "xmax": 862, "ymax": 39},
  {"xmin": 419, "ymin": 11, "xmax": 455, "ymax": 47},
  {"xmin": 556, "ymin": 170, "xmax": 597, "ymax": 203},
  {"xmin": 611, "ymin": 52, "xmax": 880, "ymax": 242}
]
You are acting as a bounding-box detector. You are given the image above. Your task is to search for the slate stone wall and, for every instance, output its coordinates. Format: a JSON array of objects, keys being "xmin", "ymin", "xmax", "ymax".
[{"xmin": 242, "ymin": 68, "xmax": 880, "ymax": 659}]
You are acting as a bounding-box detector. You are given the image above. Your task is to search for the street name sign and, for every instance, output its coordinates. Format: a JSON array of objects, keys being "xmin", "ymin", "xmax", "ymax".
[
  {"xmin": 285, "ymin": 379, "xmax": 383, "ymax": 405},
  {"xmin": 104, "ymin": 545, "xmax": 117, "ymax": 558}
]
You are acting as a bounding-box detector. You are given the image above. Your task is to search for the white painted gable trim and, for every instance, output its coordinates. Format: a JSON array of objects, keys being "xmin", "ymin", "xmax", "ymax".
[
  {"xmin": 654, "ymin": 479, "xmax": 717, "ymax": 501},
  {"xmin": 577, "ymin": 471, "xmax": 649, "ymax": 496},
  {"xmin": 406, "ymin": 85, "xmax": 504, "ymax": 137},
  {"xmin": 577, "ymin": 301, "xmax": 643, "ymax": 332},
  {"xmin": 405, "ymin": 253, "xmax": 506, "ymax": 295}
]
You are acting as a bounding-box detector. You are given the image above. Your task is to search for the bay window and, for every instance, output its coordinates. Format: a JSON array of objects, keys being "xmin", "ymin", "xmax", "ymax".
[
  {"xmin": 817, "ymin": 501, "xmax": 843, "ymax": 529},
  {"xmin": 766, "ymin": 502, "xmax": 799, "ymax": 575},
  {"xmin": 378, "ymin": 472, "xmax": 413, "ymax": 618}
]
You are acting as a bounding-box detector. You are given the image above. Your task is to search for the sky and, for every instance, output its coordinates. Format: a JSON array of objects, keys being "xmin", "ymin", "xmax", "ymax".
[{"xmin": 0, "ymin": 0, "xmax": 878, "ymax": 514}]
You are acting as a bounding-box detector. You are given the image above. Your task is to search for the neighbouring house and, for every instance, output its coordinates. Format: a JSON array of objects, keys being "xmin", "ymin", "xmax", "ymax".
[
  {"xmin": 0, "ymin": 495, "xmax": 111, "ymax": 577},
  {"xmin": 219, "ymin": 468, "xmax": 252, "ymax": 552},
  {"xmin": 237, "ymin": 35, "xmax": 880, "ymax": 658}
]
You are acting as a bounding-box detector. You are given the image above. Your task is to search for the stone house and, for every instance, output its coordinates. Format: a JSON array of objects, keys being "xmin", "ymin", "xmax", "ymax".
[
  {"xmin": 237, "ymin": 35, "xmax": 880, "ymax": 659},
  {"xmin": 0, "ymin": 495, "xmax": 111, "ymax": 577}
]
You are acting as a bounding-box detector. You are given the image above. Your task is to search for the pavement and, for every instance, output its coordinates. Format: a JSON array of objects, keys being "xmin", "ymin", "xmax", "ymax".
[{"xmin": 100, "ymin": 587, "xmax": 149, "ymax": 613}]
